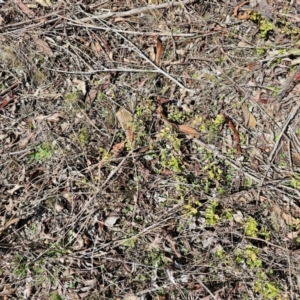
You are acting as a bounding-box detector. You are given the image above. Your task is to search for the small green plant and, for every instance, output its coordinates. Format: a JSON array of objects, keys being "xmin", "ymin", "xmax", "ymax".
[
  {"xmin": 33, "ymin": 70, "xmax": 47, "ymax": 85},
  {"xmin": 64, "ymin": 90, "xmax": 82, "ymax": 114},
  {"xmin": 236, "ymin": 245, "xmax": 262, "ymax": 269},
  {"xmin": 215, "ymin": 249, "xmax": 227, "ymax": 262},
  {"xmin": 184, "ymin": 196, "xmax": 201, "ymax": 216},
  {"xmin": 248, "ymin": 11, "xmax": 273, "ymax": 39},
  {"xmin": 167, "ymin": 105, "xmax": 190, "ymax": 123},
  {"xmin": 160, "ymin": 149, "xmax": 184, "ymax": 173},
  {"xmin": 260, "ymin": 226, "xmax": 271, "ymax": 241},
  {"xmin": 224, "ymin": 209, "xmax": 233, "ymax": 220},
  {"xmin": 29, "ymin": 142, "xmax": 55, "ymax": 162},
  {"xmin": 46, "ymin": 242, "xmax": 67, "ymax": 257},
  {"xmin": 159, "ymin": 126, "xmax": 184, "ymax": 173},
  {"xmin": 72, "ymin": 127, "xmax": 90, "ymax": 147},
  {"xmin": 291, "ymin": 174, "xmax": 300, "ymax": 189},
  {"xmin": 244, "ymin": 216, "xmax": 259, "ymax": 237},
  {"xmin": 259, "ymin": 19, "xmax": 274, "ymax": 39},
  {"xmin": 13, "ymin": 254, "xmax": 29, "ymax": 278},
  {"xmin": 159, "ymin": 125, "xmax": 181, "ymax": 152},
  {"xmin": 123, "ymin": 237, "xmax": 137, "ymax": 248},
  {"xmin": 203, "ymin": 161, "xmax": 223, "ymax": 181},
  {"xmin": 144, "ymin": 248, "xmax": 168, "ymax": 267},
  {"xmin": 243, "ymin": 177, "xmax": 252, "ymax": 188},
  {"xmin": 266, "ymin": 86, "xmax": 280, "ymax": 97},
  {"xmin": 49, "ymin": 292, "xmax": 63, "ymax": 300},
  {"xmin": 254, "ymin": 271, "xmax": 281, "ymax": 300},
  {"xmin": 204, "ymin": 200, "xmax": 220, "ymax": 225},
  {"xmin": 65, "ymin": 90, "xmax": 81, "ymax": 104}
]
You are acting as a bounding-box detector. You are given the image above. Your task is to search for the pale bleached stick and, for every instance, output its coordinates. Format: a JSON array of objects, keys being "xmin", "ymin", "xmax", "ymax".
[
  {"xmin": 79, "ymin": 0, "xmax": 198, "ymax": 22},
  {"xmin": 268, "ymin": 104, "xmax": 300, "ymax": 162}
]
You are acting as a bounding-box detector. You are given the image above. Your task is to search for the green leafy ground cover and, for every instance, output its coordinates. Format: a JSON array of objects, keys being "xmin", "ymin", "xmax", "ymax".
[{"xmin": 1, "ymin": 0, "xmax": 300, "ymax": 299}]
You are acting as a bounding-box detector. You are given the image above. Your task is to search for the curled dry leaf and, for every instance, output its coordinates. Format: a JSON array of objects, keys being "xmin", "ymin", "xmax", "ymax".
[
  {"xmin": 233, "ymin": 0, "xmax": 250, "ymax": 19},
  {"xmin": 242, "ymin": 104, "xmax": 257, "ymax": 129},
  {"xmin": 160, "ymin": 169, "xmax": 174, "ymax": 175},
  {"xmin": 5, "ymin": 217, "xmax": 19, "ymax": 228}
]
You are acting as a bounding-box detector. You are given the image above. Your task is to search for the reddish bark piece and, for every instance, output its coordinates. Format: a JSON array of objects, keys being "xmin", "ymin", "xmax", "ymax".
[
  {"xmin": 157, "ymin": 97, "xmax": 171, "ymax": 104},
  {"xmin": 223, "ymin": 113, "xmax": 242, "ymax": 158},
  {"xmin": 16, "ymin": 0, "xmax": 35, "ymax": 17},
  {"xmin": 294, "ymin": 72, "xmax": 300, "ymax": 82},
  {"xmin": 155, "ymin": 38, "xmax": 164, "ymax": 65},
  {"xmin": 0, "ymin": 94, "xmax": 16, "ymax": 110}
]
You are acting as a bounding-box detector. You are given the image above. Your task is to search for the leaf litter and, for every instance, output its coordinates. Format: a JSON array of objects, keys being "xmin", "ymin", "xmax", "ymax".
[{"xmin": 1, "ymin": 0, "xmax": 300, "ymax": 299}]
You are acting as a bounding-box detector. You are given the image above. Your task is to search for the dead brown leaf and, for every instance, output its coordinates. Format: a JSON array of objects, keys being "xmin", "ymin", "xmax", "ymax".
[
  {"xmin": 160, "ymin": 169, "xmax": 174, "ymax": 175},
  {"xmin": 155, "ymin": 38, "xmax": 164, "ymax": 65},
  {"xmin": 234, "ymin": 0, "xmax": 249, "ymax": 16},
  {"xmin": 111, "ymin": 141, "xmax": 125, "ymax": 156},
  {"xmin": 166, "ymin": 234, "xmax": 181, "ymax": 258},
  {"xmin": 270, "ymin": 202, "xmax": 295, "ymax": 226},
  {"xmin": 73, "ymin": 79, "xmax": 87, "ymax": 95},
  {"xmin": 116, "ymin": 108, "xmax": 133, "ymax": 131},
  {"xmin": 157, "ymin": 97, "xmax": 171, "ymax": 104},
  {"xmin": 92, "ymin": 41, "xmax": 102, "ymax": 57},
  {"xmin": 238, "ymin": 12, "xmax": 250, "ymax": 20},
  {"xmin": 18, "ymin": 131, "xmax": 35, "ymax": 149},
  {"xmin": 16, "ymin": 0, "xmax": 35, "ymax": 17},
  {"xmin": 292, "ymin": 151, "xmax": 300, "ymax": 166},
  {"xmin": 149, "ymin": 45, "xmax": 156, "ymax": 62},
  {"xmin": 125, "ymin": 128, "xmax": 135, "ymax": 144},
  {"xmin": 177, "ymin": 124, "xmax": 199, "ymax": 137},
  {"xmin": 46, "ymin": 113, "xmax": 63, "ymax": 122},
  {"xmin": 283, "ymin": 230, "xmax": 300, "ymax": 241},
  {"xmin": 5, "ymin": 217, "xmax": 20, "ymax": 228},
  {"xmin": 0, "ymin": 94, "xmax": 16, "ymax": 110},
  {"xmin": 147, "ymin": 234, "xmax": 162, "ymax": 251},
  {"xmin": 85, "ymin": 89, "xmax": 98, "ymax": 105},
  {"xmin": 33, "ymin": 36, "xmax": 54, "ymax": 57},
  {"xmin": 223, "ymin": 113, "xmax": 242, "ymax": 157},
  {"xmin": 242, "ymin": 104, "xmax": 257, "ymax": 129}
]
